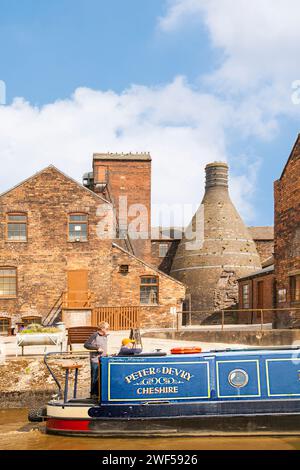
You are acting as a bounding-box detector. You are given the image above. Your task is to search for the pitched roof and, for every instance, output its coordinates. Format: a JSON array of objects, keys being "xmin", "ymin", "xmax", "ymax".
[
  {"xmin": 93, "ymin": 152, "xmax": 151, "ymax": 162},
  {"xmin": 112, "ymin": 242, "xmax": 186, "ymax": 287},
  {"xmin": 0, "ymin": 165, "xmax": 110, "ymax": 204},
  {"xmin": 248, "ymin": 226, "xmax": 274, "ymax": 240},
  {"xmin": 238, "ymin": 264, "xmax": 274, "ymax": 281},
  {"xmin": 262, "ymin": 255, "xmax": 274, "ymax": 268}
]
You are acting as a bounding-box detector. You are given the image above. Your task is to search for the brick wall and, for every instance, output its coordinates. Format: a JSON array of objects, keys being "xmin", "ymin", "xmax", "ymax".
[
  {"xmin": 253, "ymin": 240, "xmax": 274, "ymax": 264},
  {"xmin": 238, "ymin": 272, "xmax": 275, "ymax": 324},
  {"xmin": 110, "ymin": 245, "xmax": 185, "ymax": 328},
  {"xmin": 0, "ymin": 166, "xmax": 185, "ymax": 329},
  {"xmin": 0, "ymin": 167, "xmax": 113, "ymax": 324},
  {"xmin": 274, "ymin": 135, "xmax": 300, "ymax": 327},
  {"xmin": 93, "ymin": 156, "xmax": 152, "ymax": 262},
  {"xmin": 151, "ymin": 240, "xmax": 180, "ymax": 274}
]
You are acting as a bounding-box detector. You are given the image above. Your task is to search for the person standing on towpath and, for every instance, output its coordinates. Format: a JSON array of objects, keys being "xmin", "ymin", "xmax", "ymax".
[{"xmin": 84, "ymin": 322, "xmax": 110, "ymax": 398}]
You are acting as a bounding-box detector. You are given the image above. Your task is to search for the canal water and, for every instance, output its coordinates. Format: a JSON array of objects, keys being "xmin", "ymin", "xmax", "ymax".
[{"xmin": 1, "ymin": 409, "xmax": 300, "ymax": 450}]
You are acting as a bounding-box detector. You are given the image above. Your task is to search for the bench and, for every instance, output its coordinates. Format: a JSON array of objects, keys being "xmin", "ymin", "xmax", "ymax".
[{"xmin": 67, "ymin": 326, "xmax": 97, "ymax": 352}]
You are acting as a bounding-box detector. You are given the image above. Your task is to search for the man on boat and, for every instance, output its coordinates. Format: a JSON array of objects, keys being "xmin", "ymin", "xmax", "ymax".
[
  {"xmin": 84, "ymin": 322, "xmax": 110, "ymax": 398},
  {"xmin": 118, "ymin": 338, "xmax": 143, "ymax": 356}
]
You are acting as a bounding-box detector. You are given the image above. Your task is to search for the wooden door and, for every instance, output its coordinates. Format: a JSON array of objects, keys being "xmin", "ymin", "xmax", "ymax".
[
  {"xmin": 67, "ymin": 270, "xmax": 88, "ymax": 308},
  {"xmin": 257, "ymin": 281, "xmax": 264, "ymax": 309}
]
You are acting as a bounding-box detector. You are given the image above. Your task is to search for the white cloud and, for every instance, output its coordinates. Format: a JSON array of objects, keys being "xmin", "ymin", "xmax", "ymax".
[
  {"xmin": 160, "ymin": 0, "xmax": 300, "ymax": 91},
  {"xmin": 0, "ymin": 77, "xmax": 259, "ymax": 226}
]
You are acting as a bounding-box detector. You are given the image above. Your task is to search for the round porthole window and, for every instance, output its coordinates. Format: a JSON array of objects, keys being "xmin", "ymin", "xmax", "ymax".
[{"xmin": 228, "ymin": 369, "xmax": 249, "ymax": 388}]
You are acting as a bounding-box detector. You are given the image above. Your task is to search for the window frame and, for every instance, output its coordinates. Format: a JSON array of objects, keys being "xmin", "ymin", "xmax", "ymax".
[
  {"xmin": 68, "ymin": 213, "xmax": 89, "ymax": 242},
  {"xmin": 0, "ymin": 267, "xmax": 17, "ymax": 299},
  {"xmin": 159, "ymin": 243, "xmax": 169, "ymax": 259},
  {"xmin": 290, "ymin": 275, "xmax": 300, "ymax": 303},
  {"xmin": 140, "ymin": 275, "xmax": 159, "ymax": 306},
  {"xmin": 6, "ymin": 212, "xmax": 28, "ymax": 243},
  {"xmin": 0, "ymin": 317, "xmax": 11, "ymax": 335},
  {"xmin": 242, "ymin": 283, "xmax": 250, "ymax": 309}
]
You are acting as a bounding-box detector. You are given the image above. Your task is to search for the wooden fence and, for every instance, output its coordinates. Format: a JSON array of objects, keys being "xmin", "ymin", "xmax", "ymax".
[{"xmin": 91, "ymin": 306, "xmax": 140, "ymax": 331}]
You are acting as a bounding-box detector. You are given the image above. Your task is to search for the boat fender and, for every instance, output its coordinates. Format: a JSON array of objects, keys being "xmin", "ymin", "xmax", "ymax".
[
  {"xmin": 170, "ymin": 347, "xmax": 202, "ymax": 355},
  {"xmin": 28, "ymin": 406, "xmax": 47, "ymax": 423}
]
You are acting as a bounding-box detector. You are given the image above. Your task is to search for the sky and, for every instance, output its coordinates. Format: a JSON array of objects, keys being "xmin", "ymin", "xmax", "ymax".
[{"xmin": 0, "ymin": 0, "xmax": 300, "ymax": 227}]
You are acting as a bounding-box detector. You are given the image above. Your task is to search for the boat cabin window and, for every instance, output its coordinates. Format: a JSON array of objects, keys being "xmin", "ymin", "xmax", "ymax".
[
  {"xmin": 68, "ymin": 214, "xmax": 88, "ymax": 242},
  {"xmin": 0, "ymin": 268, "xmax": 17, "ymax": 298},
  {"xmin": 242, "ymin": 284, "xmax": 250, "ymax": 309},
  {"xmin": 228, "ymin": 369, "xmax": 249, "ymax": 388},
  {"xmin": 290, "ymin": 275, "xmax": 300, "ymax": 302},
  {"xmin": 7, "ymin": 213, "xmax": 27, "ymax": 242},
  {"xmin": 140, "ymin": 276, "xmax": 159, "ymax": 305}
]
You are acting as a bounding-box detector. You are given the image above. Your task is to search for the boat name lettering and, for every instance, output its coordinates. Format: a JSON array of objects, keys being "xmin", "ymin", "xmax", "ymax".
[
  {"xmin": 136, "ymin": 386, "xmax": 179, "ymax": 395},
  {"xmin": 124, "ymin": 367, "xmax": 194, "ymax": 384}
]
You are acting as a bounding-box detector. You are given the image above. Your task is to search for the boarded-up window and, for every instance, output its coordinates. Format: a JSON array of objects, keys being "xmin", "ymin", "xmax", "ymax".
[
  {"xmin": 140, "ymin": 276, "xmax": 158, "ymax": 305},
  {"xmin": 96, "ymin": 166, "xmax": 108, "ymax": 183}
]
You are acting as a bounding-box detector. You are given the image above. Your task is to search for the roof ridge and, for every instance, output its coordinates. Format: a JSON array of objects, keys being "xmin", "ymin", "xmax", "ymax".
[
  {"xmin": 112, "ymin": 242, "xmax": 185, "ymax": 287},
  {"xmin": 0, "ymin": 165, "xmax": 111, "ymax": 204}
]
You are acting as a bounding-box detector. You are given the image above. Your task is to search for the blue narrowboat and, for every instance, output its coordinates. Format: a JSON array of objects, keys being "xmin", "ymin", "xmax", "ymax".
[{"xmin": 44, "ymin": 347, "xmax": 300, "ymax": 437}]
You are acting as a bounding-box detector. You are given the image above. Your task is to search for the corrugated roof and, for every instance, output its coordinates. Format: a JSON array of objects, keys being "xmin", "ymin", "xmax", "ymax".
[
  {"xmin": 93, "ymin": 152, "xmax": 151, "ymax": 161},
  {"xmin": 248, "ymin": 226, "xmax": 274, "ymax": 240}
]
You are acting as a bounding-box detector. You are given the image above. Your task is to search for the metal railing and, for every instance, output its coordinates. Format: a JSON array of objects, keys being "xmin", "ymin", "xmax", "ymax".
[{"xmin": 181, "ymin": 308, "xmax": 300, "ymax": 331}]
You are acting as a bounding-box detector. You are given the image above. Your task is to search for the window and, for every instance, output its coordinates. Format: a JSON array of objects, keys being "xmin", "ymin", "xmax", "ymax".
[
  {"xmin": 277, "ymin": 289, "xmax": 287, "ymax": 304},
  {"xmin": 7, "ymin": 213, "xmax": 27, "ymax": 242},
  {"xmin": 242, "ymin": 284, "xmax": 250, "ymax": 309},
  {"xmin": 159, "ymin": 243, "xmax": 169, "ymax": 258},
  {"xmin": 0, "ymin": 318, "xmax": 11, "ymax": 335},
  {"xmin": 140, "ymin": 276, "xmax": 158, "ymax": 305},
  {"xmin": 69, "ymin": 214, "xmax": 88, "ymax": 242},
  {"xmin": 119, "ymin": 265, "xmax": 129, "ymax": 275},
  {"xmin": 22, "ymin": 317, "xmax": 42, "ymax": 327},
  {"xmin": 0, "ymin": 268, "xmax": 17, "ymax": 297},
  {"xmin": 228, "ymin": 369, "xmax": 249, "ymax": 389},
  {"xmin": 290, "ymin": 275, "xmax": 300, "ymax": 302}
]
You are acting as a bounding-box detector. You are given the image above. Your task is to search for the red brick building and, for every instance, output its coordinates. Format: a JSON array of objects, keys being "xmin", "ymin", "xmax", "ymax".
[
  {"xmin": 0, "ymin": 165, "xmax": 185, "ymax": 334},
  {"xmin": 274, "ymin": 135, "xmax": 300, "ymax": 327},
  {"xmin": 238, "ymin": 134, "xmax": 300, "ymax": 327},
  {"xmin": 238, "ymin": 259, "xmax": 275, "ymax": 323}
]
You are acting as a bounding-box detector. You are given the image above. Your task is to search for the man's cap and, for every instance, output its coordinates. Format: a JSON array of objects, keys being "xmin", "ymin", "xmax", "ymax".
[{"xmin": 122, "ymin": 338, "xmax": 135, "ymax": 346}]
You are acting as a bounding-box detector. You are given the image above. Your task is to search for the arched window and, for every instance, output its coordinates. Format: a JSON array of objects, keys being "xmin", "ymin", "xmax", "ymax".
[
  {"xmin": 7, "ymin": 213, "xmax": 27, "ymax": 242},
  {"xmin": 68, "ymin": 214, "xmax": 88, "ymax": 242}
]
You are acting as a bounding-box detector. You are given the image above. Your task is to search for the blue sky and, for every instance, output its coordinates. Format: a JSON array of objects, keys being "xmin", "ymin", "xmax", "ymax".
[{"xmin": 0, "ymin": 0, "xmax": 300, "ymax": 227}]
